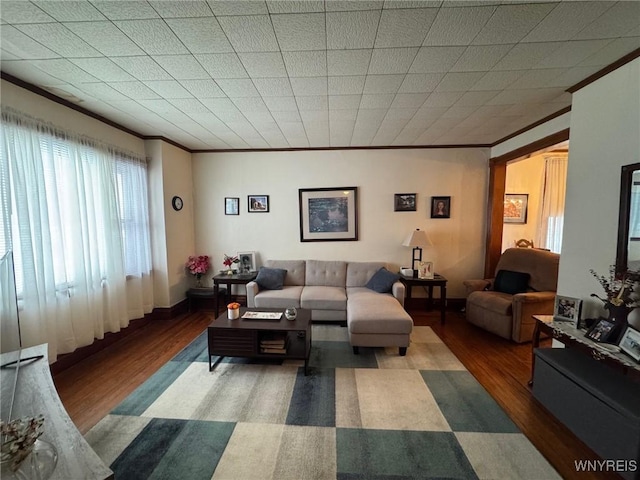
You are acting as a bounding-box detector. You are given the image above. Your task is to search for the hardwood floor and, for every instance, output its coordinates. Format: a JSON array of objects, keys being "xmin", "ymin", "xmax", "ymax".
[{"xmin": 52, "ymin": 308, "xmax": 619, "ymax": 480}]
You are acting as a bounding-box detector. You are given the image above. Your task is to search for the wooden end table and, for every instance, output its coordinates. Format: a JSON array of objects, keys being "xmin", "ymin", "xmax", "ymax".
[
  {"xmin": 208, "ymin": 307, "xmax": 312, "ymax": 375},
  {"xmin": 213, "ymin": 272, "xmax": 257, "ymax": 314},
  {"xmin": 399, "ymin": 274, "xmax": 448, "ymax": 324}
]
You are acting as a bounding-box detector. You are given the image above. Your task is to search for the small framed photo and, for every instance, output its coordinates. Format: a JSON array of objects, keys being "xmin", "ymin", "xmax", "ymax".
[
  {"xmin": 237, "ymin": 251, "xmax": 256, "ymax": 273},
  {"xmin": 431, "ymin": 196, "xmax": 450, "ymax": 218},
  {"xmin": 619, "ymin": 326, "xmax": 640, "ymax": 362},
  {"xmin": 553, "ymin": 295, "xmax": 582, "ymax": 324},
  {"xmin": 585, "ymin": 318, "xmax": 617, "ymax": 343},
  {"xmin": 417, "ymin": 261, "xmax": 434, "ymax": 279},
  {"xmin": 394, "ymin": 193, "xmax": 416, "ymax": 212},
  {"xmin": 248, "ymin": 195, "xmax": 269, "ymax": 212},
  {"xmin": 225, "ymin": 197, "xmax": 239, "ymax": 215},
  {"xmin": 504, "ymin": 194, "xmax": 528, "ymax": 224}
]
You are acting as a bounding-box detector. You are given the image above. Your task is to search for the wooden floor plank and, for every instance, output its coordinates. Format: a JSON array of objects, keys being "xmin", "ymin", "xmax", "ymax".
[{"xmin": 52, "ymin": 308, "xmax": 620, "ymax": 480}]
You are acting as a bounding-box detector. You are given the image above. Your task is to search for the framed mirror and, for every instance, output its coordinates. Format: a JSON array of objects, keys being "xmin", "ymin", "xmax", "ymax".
[{"xmin": 616, "ymin": 162, "xmax": 640, "ymax": 273}]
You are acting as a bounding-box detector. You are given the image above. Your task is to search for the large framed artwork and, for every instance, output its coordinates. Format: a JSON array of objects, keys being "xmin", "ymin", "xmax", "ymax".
[
  {"xmin": 504, "ymin": 194, "xmax": 528, "ymax": 224},
  {"xmin": 299, "ymin": 187, "xmax": 358, "ymax": 242}
]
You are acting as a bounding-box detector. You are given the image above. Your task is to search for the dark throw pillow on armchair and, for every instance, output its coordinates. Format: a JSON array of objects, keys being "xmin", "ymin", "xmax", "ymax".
[
  {"xmin": 255, "ymin": 267, "xmax": 287, "ymax": 290},
  {"xmin": 365, "ymin": 267, "xmax": 400, "ymax": 293},
  {"xmin": 493, "ymin": 269, "xmax": 530, "ymax": 295}
]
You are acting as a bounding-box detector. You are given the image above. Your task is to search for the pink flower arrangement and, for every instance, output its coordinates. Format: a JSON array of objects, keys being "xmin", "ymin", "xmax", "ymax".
[
  {"xmin": 223, "ymin": 254, "xmax": 239, "ymax": 269},
  {"xmin": 186, "ymin": 255, "xmax": 210, "ymax": 279}
]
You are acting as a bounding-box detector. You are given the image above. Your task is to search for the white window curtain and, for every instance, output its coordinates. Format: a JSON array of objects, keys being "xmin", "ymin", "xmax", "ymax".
[
  {"xmin": 537, "ymin": 155, "xmax": 568, "ymax": 253},
  {"xmin": 1, "ymin": 108, "xmax": 153, "ymax": 361}
]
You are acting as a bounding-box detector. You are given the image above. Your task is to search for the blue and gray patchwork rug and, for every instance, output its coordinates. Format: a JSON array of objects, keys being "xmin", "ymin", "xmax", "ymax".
[{"xmin": 85, "ymin": 325, "xmax": 560, "ymax": 479}]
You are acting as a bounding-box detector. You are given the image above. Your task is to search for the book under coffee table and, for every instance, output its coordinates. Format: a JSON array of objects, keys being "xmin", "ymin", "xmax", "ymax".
[{"xmin": 207, "ymin": 307, "xmax": 312, "ymax": 375}]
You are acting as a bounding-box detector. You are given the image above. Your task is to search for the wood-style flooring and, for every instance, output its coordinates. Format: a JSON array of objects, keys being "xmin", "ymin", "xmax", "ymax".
[{"xmin": 52, "ymin": 308, "xmax": 620, "ymax": 480}]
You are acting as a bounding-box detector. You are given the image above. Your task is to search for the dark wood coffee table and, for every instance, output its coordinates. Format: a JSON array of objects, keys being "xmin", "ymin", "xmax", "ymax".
[{"xmin": 207, "ymin": 307, "xmax": 312, "ymax": 375}]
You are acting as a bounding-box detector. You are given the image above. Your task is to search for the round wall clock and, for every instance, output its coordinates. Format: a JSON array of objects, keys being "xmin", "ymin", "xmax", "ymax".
[{"xmin": 172, "ymin": 196, "xmax": 183, "ymax": 211}]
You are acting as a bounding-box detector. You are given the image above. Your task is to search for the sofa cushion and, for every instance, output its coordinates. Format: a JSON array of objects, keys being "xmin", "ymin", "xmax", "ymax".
[
  {"xmin": 365, "ymin": 267, "xmax": 400, "ymax": 293},
  {"xmin": 493, "ymin": 269, "xmax": 530, "ymax": 295},
  {"xmin": 495, "ymin": 248, "xmax": 559, "ymax": 292},
  {"xmin": 346, "ymin": 261, "xmax": 385, "ymax": 287},
  {"xmin": 265, "ymin": 260, "xmax": 305, "ymax": 286},
  {"xmin": 254, "ymin": 286, "xmax": 303, "ymax": 308},
  {"xmin": 348, "ymin": 293, "xmax": 413, "ymax": 335},
  {"xmin": 255, "ymin": 267, "xmax": 287, "ymax": 290},
  {"xmin": 301, "ymin": 286, "xmax": 347, "ymax": 310},
  {"xmin": 305, "ymin": 260, "xmax": 347, "ymax": 287}
]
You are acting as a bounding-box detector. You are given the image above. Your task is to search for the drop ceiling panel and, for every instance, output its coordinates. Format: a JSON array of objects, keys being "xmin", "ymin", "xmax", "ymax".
[
  {"xmin": 196, "ymin": 53, "xmax": 248, "ymax": 79},
  {"xmin": 281, "ymin": 51, "xmax": 327, "ymax": 77},
  {"xmin": 368, "ymin": 47, "xmax": 419, "ymax": 74},
  {"xmin": 114, "ymin": 19, "xmax": 188, "ymax": 55},
  {"xmin": 1, "ymin": 25, "xmax": 59, "ymax": 59},
  {"xmin": 111, "ymin": 56, "xmax": 173, "ymax": 81},
  {"xmin": 165, "ymin": 18, "xmax": 233, "ymax": 54},
  {"xmin": 16, "ymin": 23, "xmax": 101, "ymax": 57},
  {"xmin": 327, "ymin": 50, "xmax": 372, "ymax": 76},
  {"xmin": 271, "ymin": 13, "xmax": 326, "ymax": 51},
  {"xmin": 374, "ymin": 8, "xmax": 437, "ymax": 48},
  {"xmin": 0, "ymin": 1, "xmax": 55, "ymax": 23},
  {"xmin": 217, "ymin": 15, "xmax": 279, "ymax": 52},
  {"xmin": 32, "ymin": 1, "xmax": 106, "ymax": 22},
  {"xmin": 422, "ymin": 6, "xmax": 496, "ymax": 46},
  {"xmin": 238, "ymin": 52, "xmax": 287, "ymax": 77},
  {"xmin": 91, "ymin": 1, "xmax": 160, "ymax": 20},
  {"xmin": 63, "ymin": 21, "xmax": 146, "ymax": 57},
  {"xmin": 326, "ymin": 10, "xmax": 380, "ymax": 49}
]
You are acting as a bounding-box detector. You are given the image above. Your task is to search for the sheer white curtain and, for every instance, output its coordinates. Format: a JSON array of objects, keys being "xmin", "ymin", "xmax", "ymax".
[
  {"xmin": 1, "ymin": 108, "xmax": 153, "ymax": 361},
  {"xmin": 537, "ymin": 155, "xmax": 568, "ymax": 253}
]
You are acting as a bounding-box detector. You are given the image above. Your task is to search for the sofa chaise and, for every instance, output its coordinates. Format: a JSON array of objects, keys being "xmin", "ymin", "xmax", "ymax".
[{"xmin": 246, "ymin": 260, "xmax": 413, "ymax": 355}]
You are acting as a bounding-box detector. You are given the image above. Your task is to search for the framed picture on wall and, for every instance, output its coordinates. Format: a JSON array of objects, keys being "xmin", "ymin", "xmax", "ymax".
[
  {"xmin": 504, "ymin": 194, "xmax": 528, "ymax": 224},
  {"xmin": 225, "ymin": 197, "xmax": 239, "ymax": 215},
  {"xmin": 299, "ymin": 187, "xmax": 358, "ymax": 242},
  {"xmin": 394, "ymin": 193, "xmax": 416, "ymax": 212},
  {"xmin": 248, "ymin": 195, "xmax": 269, "ymax": 212},
  {"xmin": 430, "ymin": 196, "xmax": 450, "ymax": 218}
]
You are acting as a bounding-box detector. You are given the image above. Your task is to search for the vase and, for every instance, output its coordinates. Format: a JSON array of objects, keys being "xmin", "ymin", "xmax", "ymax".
[
  {"xmin": 0, "ymin": 439, "xmax": 58, "ymax": 480},
  {"xmin": 605, "ymin": 302, "xmax": 632, "ymax": 343},
  {"xmin": 195, "ymin": 275, "xmax": 203, "ymax": 288}
]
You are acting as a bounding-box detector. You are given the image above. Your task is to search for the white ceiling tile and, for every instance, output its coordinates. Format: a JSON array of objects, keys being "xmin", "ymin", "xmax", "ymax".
[
  {"xmin": 441, "ymin": 105, "xmax": 479, "ymax": 119},
  {"xmin": 111, "ymin": 56, "xmax": 173, "ymax": 81},
  {"xmin": 375, "ymin": 8, "xmax": 437, "ymax": 48},
  {"xmin": 360, "ymin": 94, "xmax": 394, "ymax": 109},
  {"xmin": 329, "ymin": 95, "xmax": 362, "ymax": 110},
  {"xmin": 326, "ymin": 2, "xmax": 383, "ymax": 12},
  {"xmin": 472, "ymin": 3, "xmax": 556, "ymax": 45},
  {"xmin": 0, "ymin": 1, "xmax": 55, "ymax": 23},
  {"xmin": 545, "ymin": 66, "xmax": 600, "ymax": 89},
  {"xmin": 575, "ymin": 2, "xmax": 640, "ymax": 40},
  {"xmin": 31, "ymin": 59, "xmax": 99, "ymax": 83},
  {"xmin": 579, "ymin": 37, "xmax": 640, "ymax": 68},
  {"xmin": 506, "ymin": 68, "xmax": 567, "ymax": 90},
  {"xmin": 435, "ymin": 72, "xmax": 485, "ymax": 92},
  {"xmin": 296, "ymin": 95, "xmax": 328, "ymax": 110},
  {"xmin": 69, "ymin": 58, "xmax": 135, "ymax": 82},
  {"xmin": 328, "ymin": 76, "xmax": 365, "ymax": 95},
  {"xmin": 363, "ymin": 74, "xmax": 405, "ymax": 94},
  {"xmin": 423, "ymin": 6, "xmax": 496, "ymax": 46},
  {"xmin": 207, "ymin": 1, "xmax": 268, "ymax": 16},
  {"xmin": 488, "ymin": 87, "xmax": 564, "ymax": 106},
  {"xmin": 301, "ymin": 109, "xmax": 328, "ymax": 122},
  {"xmin": 267, "ymin": 1, "xmax": 324, "ymax": 13},
  {"xmin": 217, "ymin": 15, "xmax": 279, "ymax": 52},
  {"xmin": 271, "ymin": 110, "xmax": 301, "ymax": 122},
  {"xmin": 327, "ymin": 50, "xmax": 372, "ymax": 76},
  {"xmin": 196, "ymin": 53, "xmax": 248, "ymax": 78},
  {"xmin": 282, "ymin": 51, "xmax": 327, "ymax": 77},
  {"xmin": 422, "ymin": 91, "xmax": 465, "ymax": 107},
  {"xmin": 368, "ymin": 48, "xmax": 418, "ymax": 74},
  {"xmin": 253, "ymin": 77, "xmax": 293, "ymax": 96},
  {"xmin": 215, "ymin": 78, "xmax": 261, "ymax": 97},
  {"xmin": 272, "ymin": 13, "xmax": 326, "ymax": 51},
  {"xmin": 290, "ymin": 77, "xmax": 327, "ymax": 95},
  {"xmin": 76, "ymin": 82, "xmax": 130, "ymax": 101},
  {"xmin": 238, "ymin": 52, "xmax": 287, "ymax": 77},
  {"xmin": 109, "ymin": 81, "xmax": 161, "ymax": 99},
  {"xmin": 32, "ymin": 1, "xmax": 106, "ymax": 21},
  {"xmin": 537, "ymin": 39, "xmax": 613, "ymax": 69},
  {"xmin": 0, "ymin": 60, "xmax": 66, "ymax": 85},
  {"xmin": 200, "ymin": 97, "xmax": 240, "ymax": 112},
  {"xmin": 231, "ymin": 97, "xmax": 268, "ymax": 112},
  {"xmin": 115, "ymin": 19, "xmax": 188, "ymax": 55},
  {"xmin": 263, "ymin": 96, "xmax": 298, "ymax": 111},
  {"xmin": 143, "ymin": 80, "xmax": 193, "ymax": 98},
  {"xmin": 492, "ymin": 42, "xmax": 564, "ymax": 71},
  {"xmin": 168, "ymin": 98, "xmax": 211, "ymax": 114},
  {"xmin": 1, "ymin": 25, "xmax": 59, "ymax": 59},
  {"xmin": 330, "ymin": 109, "xmax": 357, "ymax": 123},
  {"xmin": 454, "ymin": 90, "xmax": 500, "ymax": 107},
  {"xmin": 91, "ymin": 1, "xmax": 159, "ymax": 20},
  {"xmin": 166, "ymin": 18, "xmax": 233, "ymax": 54},
  {"xmin": 470, "ymin": 70, "xmax": 525, "ymax": 91},
  {"xmin": 391, "ymin": 93, "xmax": 427, "ymax": 109},
  {"xmin": 398, "ymin": 73, "xmax": 443, "ymax": 93},
  {"xmin": 450, "ymin": 45, "xmax": 513, "ymax": 72},
  {"xmin": 15, "ymin": 23, "xmax": 101, "ymax": 57},
  {"xmin": 327, "ymin": 10, "xmax": 380, "ymax": 49},
  {"xmin": 413, "ymin": 106, "xmax": 448, "ymax": 121},
  {"xmin": 152, "ymin": 55, "xmax": 210, "ymax": 80},
  {"xmin": 63, "ymin": 21, "xmax": 145, "ymax": 57},
  {"xmin": 523, "ymin": 2, "xmax": 611, "ymax": 43},
  {"xmin": 148, "ymin": 1, "xmax": 213, "ymax": 18},
  {"xmin": 409, "ymin": 46, "xmax": 466, "ymax": 73}
]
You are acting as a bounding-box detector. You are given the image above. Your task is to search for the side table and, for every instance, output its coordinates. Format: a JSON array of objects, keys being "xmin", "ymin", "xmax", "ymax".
[
  {"xmin": 399, "ymin": 274, "xmax": 448, "ymax": 324},
  {"xmin": 213, "ymin": 272, "xmax": 258, "ymax": 314},
  {"xmin": 186, "ymin": 287, "xmax": 226, "ymax": 312}
]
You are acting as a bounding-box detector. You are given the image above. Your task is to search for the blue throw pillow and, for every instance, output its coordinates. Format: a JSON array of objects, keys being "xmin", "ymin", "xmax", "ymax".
[
  {"xmin": 493, "ymin": 269, "xmax": 530, "ymax": 295},
  {"xmin": 365, "ymin": 267, "xmax": 400, "ymax": 293},
  {"xmin": 255, "ymin": 267, "xmax": 287, "ymax": 290}
]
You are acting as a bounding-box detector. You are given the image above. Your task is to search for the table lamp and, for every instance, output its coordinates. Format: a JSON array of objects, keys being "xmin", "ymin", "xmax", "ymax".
[{"xmin": 402, "ymin": 229, "xmax": 432, "ymax": 277}]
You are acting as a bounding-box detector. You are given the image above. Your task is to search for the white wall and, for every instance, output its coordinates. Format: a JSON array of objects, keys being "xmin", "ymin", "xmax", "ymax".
[
  {"xmin": 558, "ymin": 58, "xmax": 640, "ymax": 326},
  {"xmin": 192, "ymin": 148, "xmax": 489, "ymax": 298}
]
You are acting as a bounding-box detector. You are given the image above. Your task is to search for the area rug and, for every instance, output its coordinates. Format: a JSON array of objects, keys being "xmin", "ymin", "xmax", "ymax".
[{"xmin": 85, "ymin": 325, "xmax": 560, "ymax": 480}]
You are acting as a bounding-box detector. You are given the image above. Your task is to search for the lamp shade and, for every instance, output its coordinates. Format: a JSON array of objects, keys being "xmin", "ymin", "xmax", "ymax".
[{"xmin": 402, "ymin": 229, "xmax": 432, "ymax": 247}]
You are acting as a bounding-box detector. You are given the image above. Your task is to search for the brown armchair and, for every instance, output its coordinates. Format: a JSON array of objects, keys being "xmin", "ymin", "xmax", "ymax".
[{"xmin": 463, "ymin": 248, "xmax": 560, "ymax": 343}]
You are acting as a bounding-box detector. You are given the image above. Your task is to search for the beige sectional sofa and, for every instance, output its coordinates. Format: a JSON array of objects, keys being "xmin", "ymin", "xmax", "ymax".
[{"xmin": 246, "ymin": 260, "xmax": 413, "ymax": 355}]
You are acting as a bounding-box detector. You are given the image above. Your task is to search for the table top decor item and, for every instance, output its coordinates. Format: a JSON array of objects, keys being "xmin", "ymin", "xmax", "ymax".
[
  {"xmin": 223, "ymin": 254, "xmax": 239, "ymax": 274},
  {"xmin": 186, "ymin": 255, "xmax": 210, "ymax": 287}
]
